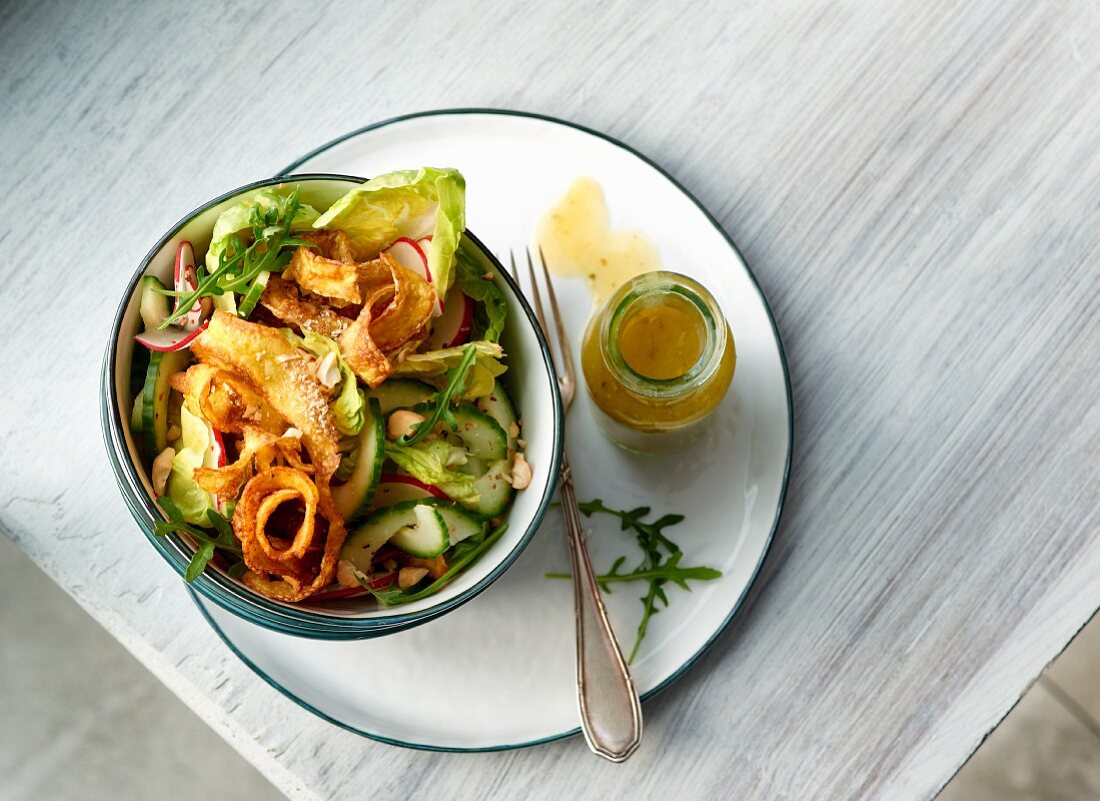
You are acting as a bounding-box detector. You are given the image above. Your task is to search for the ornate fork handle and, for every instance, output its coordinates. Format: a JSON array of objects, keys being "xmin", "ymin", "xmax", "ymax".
[{"xmin": 559, "ymin": 452, "xmax": 643, "ymax": 761}]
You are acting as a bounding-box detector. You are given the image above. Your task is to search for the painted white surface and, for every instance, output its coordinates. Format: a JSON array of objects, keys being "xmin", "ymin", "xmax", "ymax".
[{"xmin": 1, "ymin": 1, "xmax": 1099, "ymax": 799}]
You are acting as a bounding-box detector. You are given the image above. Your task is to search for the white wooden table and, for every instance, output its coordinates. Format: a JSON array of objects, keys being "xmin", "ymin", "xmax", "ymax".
[{"xmin": 3, "ymin": 1, "xmax": 1099, "ymax": 798}]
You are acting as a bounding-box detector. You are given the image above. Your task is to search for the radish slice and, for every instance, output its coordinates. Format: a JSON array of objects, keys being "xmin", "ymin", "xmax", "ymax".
[
  {"xmin": 372, "ymin": 474, "xmax": 449, "ymax": 508},
  {"xmin": 173, "ymin": 242, "xmax": 211, "ymax": 330},
  {"xmin": 383, "ymin": 237, "xmax": 443, "ymax": 316},
  {"xmin": 135, "ymin": 321, "xmax": 208, "ymax": 352},
  {"xmin": 385, "ymin": 238, "xmax": 429, "ymax": 279},
  {"xmin": 312, "ymin": 572, "xmax": 397, "ymax": 601},
  {"xmin": 208, "ymin": 428, "xmax": 228, "ymax": 514},
  {"xmin": 210, "ymin": 428, "xmax": 227, "ymax": 468},
  {"xmin": 425, "ymin": 288, "xmax": 473, "ymax": 349}
]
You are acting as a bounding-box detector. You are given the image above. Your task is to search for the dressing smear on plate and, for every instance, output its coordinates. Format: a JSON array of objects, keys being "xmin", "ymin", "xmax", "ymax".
[{"xmin": 537, "ymin": 177, "xmax": 659, "ymax": 304}]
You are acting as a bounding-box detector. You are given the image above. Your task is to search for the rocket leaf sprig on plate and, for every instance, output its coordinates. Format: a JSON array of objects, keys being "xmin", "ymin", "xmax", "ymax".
[{"xmin": 547, "ymin": 499, "xmax": 721, "ymax": 663}]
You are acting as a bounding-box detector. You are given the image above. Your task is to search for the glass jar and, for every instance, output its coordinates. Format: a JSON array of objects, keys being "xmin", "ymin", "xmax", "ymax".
[{"xmin": 581, "ymin": 271, "xmax": 735, "ymax": 454}]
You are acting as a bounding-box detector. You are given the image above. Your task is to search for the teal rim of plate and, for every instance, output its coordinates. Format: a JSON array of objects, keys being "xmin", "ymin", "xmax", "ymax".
[
  {"xmin": 184, "ymin": 107, "xmax": 793, "ymax": 752},
  {"xmin": 101, "ymin": 172, "xmax": 564, "ymax": 638}
]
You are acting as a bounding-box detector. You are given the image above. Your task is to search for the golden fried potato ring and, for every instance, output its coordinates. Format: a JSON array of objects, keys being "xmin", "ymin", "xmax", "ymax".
[
  {"xmin": 192, "ymin": 311, "xmax": 341, "ymax": 482},
  {"xmin": 233, "ymin": 467, "xmax": 347, "ymax": 602},
  {"xmin": 285, "ymin": 245, "xmax": 361, "ymax": 306},
  {"xmin": 250, "ymin": 471, "xmax": 317, "ymax": 561},
  {"xmin": 194, "ymin": 426, "xmax": 310, "ymax": 499},
  {"xmin": 259, "ymin": 275, "xmax": 351, "ymax": 339}
]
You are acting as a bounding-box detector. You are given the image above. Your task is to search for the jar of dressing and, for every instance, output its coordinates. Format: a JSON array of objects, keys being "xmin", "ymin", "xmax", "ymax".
[{"xmin": 580, "ymin": 271, "xmax": 735, "ymax": 454}]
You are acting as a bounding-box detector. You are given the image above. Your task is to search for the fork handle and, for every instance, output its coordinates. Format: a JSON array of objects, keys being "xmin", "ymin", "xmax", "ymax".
[{"xmin": 559, "ymin": 454, "xmax": 644, "ymax": 761}]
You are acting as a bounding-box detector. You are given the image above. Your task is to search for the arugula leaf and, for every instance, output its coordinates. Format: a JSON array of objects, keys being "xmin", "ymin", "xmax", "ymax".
[
  {"xmin": 186, "ymin": 541, "xmax": 216, "ymax": 582},
  {"xmin": 358, "ymin": 523, "xmax": 508, "ymax": 606},
  {"xmin": 399, "ymin": 344, "xmax": 477, "ymax": 446},
  {"xmin": 455, "ymin": 244, "xmax": 507, "ymax": 343},
  {"xmin": 153, "ymin": 498, "xmax": 241, "ymax": 583},
  {"xmin": 391, "ymin": 340, "xmax": 506, "ymax": 399},
  {"xmin": 157, "ymin": 187, "xmax": 317, "ymax": 328},
  {"xmin": 554, "ymin": 500, "xmax": 720, "ymax": 662}
]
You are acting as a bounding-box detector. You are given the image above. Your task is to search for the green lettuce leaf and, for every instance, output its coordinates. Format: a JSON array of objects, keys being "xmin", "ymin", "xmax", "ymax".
[
  {"xmin": 205, "ymin": 188, "xmax": 319, "ymax": 273},
  {"xmin": 313, "ymin": 168, "xmax": 466, "ymax": 297},
  {"xmin": 455, "ymin": 244, "xmax": 507, "ymax": 343},
  {"xmin": 166, "ymin": 406, "xmax": 216, "ymax": 525},
  {"xmin": 384, "ymin": 440, "xmax": 479, "ymax": 504},
  {"xmin": 282, "ymin": 330, "xmax": 365, "ymax": 435},
  {"xmin": 392, "ymin": 341, "xmax": 506, "ymax": 399}
]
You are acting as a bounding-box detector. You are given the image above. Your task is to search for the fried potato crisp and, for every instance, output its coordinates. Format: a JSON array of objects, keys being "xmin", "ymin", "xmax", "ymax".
[
  {"xmin": 192, "ymin": 311, "xmax": 341, "ymax": 482},
  {"xmin": 171, "ymin": 364, "xmax": 285, "ymax": 436},
  {"xmin": 369, "ymin": 254, "xmax": 435, "ymax": 351},
  {"xmin": 300, "ymin": 229, "xmax": 356, "ymax": 263},
  {"xmin": 286, "ymin": 245, "xmax": 362, "ymax": 306},
  {"xmin": 259, "ymin": 275, "xmax": 351, "ymax": 339},
  {"xmin": 339, "ymin": 253, "xmax": 433, "ymax": 387},
  {"xmin": 339, "ymin": 285, "xmax": 398, "ymax": 387},
  {"xmin": 232, "ymin": 467, "xmax": 346, "ymax": 602},
  {"xmin": 193, "ymin": 426, "xmax": 309, "ymax": 500}
]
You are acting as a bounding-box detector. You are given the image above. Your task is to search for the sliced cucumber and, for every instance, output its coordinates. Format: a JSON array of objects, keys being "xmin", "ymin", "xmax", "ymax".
[
  {"xmin": 389, "ymin": 504, "xmax": 449, "ymax": 558},
  {"xmin": 368, "ymin": 379, "xmax": 435, "ymax": 415},
  {"xmin": 466, "ymin": 459, "xmax": 514, "ymax": 517},
  {"xmin": 236, "ymin": 271, "xmax": 269, "ymax": 318},
  {"xmin": 477, "ymin": 379, "xmax": 519, "ymax": 453},
  {"xmin": 346, "ymin": 501, "xmax": 449, "ymax": 561},
  {"xmin": 340, "ymin": 498, "xmax": 487, "ymax": 570},
  {"xmin": 130, "ymin": 394, "xmax": 144, "ymax": 435},
  {"xmin": 332, "ymin": 398, "xmax": 384, "ymax": 522},
  {"xmin": 409, "ymin": 403, "xmax": 507, "ymax": 461},
  {"xmin": 139, "ymin": 275, "xmax": 170, "ymax": 331},
  {"xmin": 340, "ymin": 515, "xmax": 399, "ymax": 573},
  {"xmin": 140, "ymin": 349, "xmax": 190, "ymax": 464},
  {"xmin": 451, "ymin": 406, "xmax": 507, "ymax": 461}
]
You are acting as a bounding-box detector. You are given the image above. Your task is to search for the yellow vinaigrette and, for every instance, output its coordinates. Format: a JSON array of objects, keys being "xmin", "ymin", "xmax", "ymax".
[{"xmin": 581, "ymin": 272, "xmax": 735, "ymax": 453}]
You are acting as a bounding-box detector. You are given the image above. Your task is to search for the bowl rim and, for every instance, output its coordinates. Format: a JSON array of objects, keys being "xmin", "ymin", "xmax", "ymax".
[{"xmin": 101, "ymin": 172, "xmax": 564, "ymax": 638}]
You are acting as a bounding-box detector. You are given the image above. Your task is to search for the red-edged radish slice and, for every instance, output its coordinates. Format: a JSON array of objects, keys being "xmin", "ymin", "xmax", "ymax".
[
  {"xmin": 311, "ymin": 572, "xmax": 397, "ymax": 601},
  {"xmin": 210, "ymin": 428, "xmax": 227, "ymax": 468},
  {"xmin": 425, "ymin": 287, "xmax": 473, "ymax": 349},
  {"xmin": 135, "ymin": 321, "xmax": 208, "ymax": 352},
  {"xmin": 383, "ymin": 237, "xmax": 444, "ymax": 316},
  {"xmin": 173, "ymin": 242, "xmax": 211, "ymax": 330},
  {"xmin": 385, "ymin": 237, "xmax": 428, "ymax": 278},
  {"xmin": 207, "ymin": 428, "xmax": 228, "ymax": 513},
  {"xmin": 371, "ymin": 474, "xmax": 449, "ymax": 509}
]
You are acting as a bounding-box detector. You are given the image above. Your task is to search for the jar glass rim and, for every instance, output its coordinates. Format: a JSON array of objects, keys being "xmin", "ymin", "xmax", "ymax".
[{"xmin": 599, "ymin": 271, "xmax": 727, "ymax": 400}]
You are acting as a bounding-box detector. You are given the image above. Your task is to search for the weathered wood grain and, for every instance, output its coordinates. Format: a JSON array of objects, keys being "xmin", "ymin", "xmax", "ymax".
[{"xmin": 1, "ymin": 1, "xmax": 1098, "ymax": 799}]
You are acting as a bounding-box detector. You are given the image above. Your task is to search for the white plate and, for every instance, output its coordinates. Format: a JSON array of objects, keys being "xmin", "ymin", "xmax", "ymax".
[{"xmin": 194, "ymin": 109, "xmax": 792, "ymax": 751}]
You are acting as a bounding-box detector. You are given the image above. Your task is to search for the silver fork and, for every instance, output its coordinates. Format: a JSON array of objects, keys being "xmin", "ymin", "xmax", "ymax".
[{"xmin": 510, "ymin": 247, "xmax": 643, "ymax": 762}]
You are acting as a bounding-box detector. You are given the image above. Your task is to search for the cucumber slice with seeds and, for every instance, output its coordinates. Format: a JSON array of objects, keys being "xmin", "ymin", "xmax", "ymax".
[
  {"xmin": 340, "ymin": 498, "xmax": 488, "ymax": 570},
  {"xmin": 477, "ymin": 380, "xmax": 519, "ymax": 454},
  {"xmin": 332, "ymin": 397, "xmax": 385, "ymax": 522},
  {"xmin": 368, "ymin": 379, "xmax": 435, "ymax": 415},
  {"xmin": 140, "ymin": 349, "xmax": 190, "ymax": 464},
  {"xmin": 409, "ymin": 403, "xmax": 506, "ymax": 461}
]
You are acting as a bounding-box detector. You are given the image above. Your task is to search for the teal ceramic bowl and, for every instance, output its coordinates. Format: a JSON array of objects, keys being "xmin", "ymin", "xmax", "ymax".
[{"xmin": 101, "ymin": 175, "xmax": 563, "ymax": 639}]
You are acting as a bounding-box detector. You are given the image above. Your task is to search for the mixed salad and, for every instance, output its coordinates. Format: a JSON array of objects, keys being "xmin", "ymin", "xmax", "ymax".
[{"xmin": 129, "ymin": 169, "xmax": 530, "ymax": 605}]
